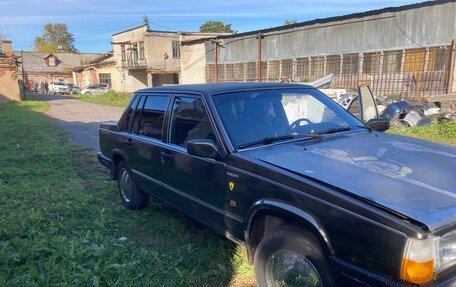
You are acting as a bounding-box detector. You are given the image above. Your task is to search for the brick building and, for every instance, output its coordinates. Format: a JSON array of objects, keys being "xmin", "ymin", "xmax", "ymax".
[
  {"xmin": 14, "ymin": 51, "xmax": 101, "ymax": 88},
  {"xmin": 0, "ymin": 40, "xmax": 20, "ymax": 103}
]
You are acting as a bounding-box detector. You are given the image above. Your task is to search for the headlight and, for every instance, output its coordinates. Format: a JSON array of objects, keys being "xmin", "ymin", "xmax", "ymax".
[
  {"xmin": 401, "ymin": 231, "xmax": 456, "ymax": 285},
  {"xmin": 436, "ymin": 230, "xmax": 456, "ymax": 272}
]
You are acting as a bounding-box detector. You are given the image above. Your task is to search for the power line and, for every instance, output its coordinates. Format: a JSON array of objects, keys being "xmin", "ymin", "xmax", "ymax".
[{"xmin": 13, "ymin": 22, "xmax": 144, "ymax": 50}]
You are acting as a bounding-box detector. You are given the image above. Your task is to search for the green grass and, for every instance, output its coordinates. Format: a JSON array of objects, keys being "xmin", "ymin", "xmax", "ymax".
[
  {"xmin": 70, "ymin": 91, "xmax": 132, "ymax": 107},
  {"xmin": 388, "ymin": 121, "xmax": 456, "ymax": 145},
  {"xmin": 0, "ymin": 101, "xmax": 254, "ymax": 287}
]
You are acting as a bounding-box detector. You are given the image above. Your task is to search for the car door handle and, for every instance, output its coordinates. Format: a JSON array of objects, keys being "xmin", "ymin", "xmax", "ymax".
[
  {"xmin": 124, "ymin": 138, "xmax": 134, "ymax": 147},
  {"xmin": 160, "ymin": 151, "xmax": 174, "ymax": 162}
]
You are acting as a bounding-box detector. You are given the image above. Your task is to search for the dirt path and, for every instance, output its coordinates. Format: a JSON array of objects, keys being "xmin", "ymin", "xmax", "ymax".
[{"xmin": 29, "ymin": 92, "xmax": 124, "ymax": 152}]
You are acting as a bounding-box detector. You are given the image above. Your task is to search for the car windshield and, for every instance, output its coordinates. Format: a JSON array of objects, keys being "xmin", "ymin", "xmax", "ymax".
[{"xmin": 212, "ymin": 88, "xmax": 363, "ymax": 149}]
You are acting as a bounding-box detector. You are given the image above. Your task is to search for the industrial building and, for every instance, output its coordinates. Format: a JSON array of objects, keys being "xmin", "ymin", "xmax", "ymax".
[{"xmin": 180, "ymin": 0, "xmax": 456, "ymax": 99}]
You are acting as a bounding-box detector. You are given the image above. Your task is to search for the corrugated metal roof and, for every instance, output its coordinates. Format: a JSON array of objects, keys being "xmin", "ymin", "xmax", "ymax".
[
  {"xmin": 13, "ymin": 51, "xmax": 102, "ymax": 73},
  {"xmin": 217, "ymin": 0, "xmax": 454, "ymax": 39}
]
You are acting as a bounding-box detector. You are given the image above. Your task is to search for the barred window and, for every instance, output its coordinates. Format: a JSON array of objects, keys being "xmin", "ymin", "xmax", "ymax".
[
  {"xmin": 296, "ymin": 58, "xmax": 309, "ymax": 82},
  {"xmin": 363, "ymin": 53, "xmax": 381, "ymax": 74},
  {"xmin": 235, "ymin": 63, "xmax": 245, "ymax": 81},
  {"xmin": 246, "ymin": 62, "xmax": 257, "ymax": 81},
  {"xmin": 403, "ymin": 48, "xmax": 425, "ymax": 73},
  {"xmin": 281, "ymin": 59, "xmax": 293, "ymax": 80},
  {"xmin": 268, "ymin": 61, "xmax": 280, "ymax": 82},
  {"xmin": 326, "ymin": 55, "xmax": 341, "ymax": 75},
  {"xmin": 342, "ymin": 54, "xmax": 358, "ymax": 75},
  {"xmin": 382, "ymin": 51, "xmax": 402, "ymax": 73}
]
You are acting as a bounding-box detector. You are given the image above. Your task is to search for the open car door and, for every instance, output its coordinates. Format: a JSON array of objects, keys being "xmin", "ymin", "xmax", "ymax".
[{"xmin": 346, "ymin": 85, "xmax": 389, "ymax": 131}]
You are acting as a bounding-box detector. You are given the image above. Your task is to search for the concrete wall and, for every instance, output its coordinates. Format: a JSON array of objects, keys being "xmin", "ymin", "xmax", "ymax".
[
  {"xmin": 207, "ymin": 1, "xmax": 456, "ymax": 64},
  {"xmin": 180, "ymin": 40, "xmax": 207, "ymax": 84},
  {"xmin": 145, "ymin": 32, "xmax": 180, "ymax": 71}
]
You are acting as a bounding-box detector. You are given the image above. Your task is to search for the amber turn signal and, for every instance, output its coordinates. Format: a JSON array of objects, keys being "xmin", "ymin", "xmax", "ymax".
[{"xmin": 400, "ymin": 258, "xmax": 434, "ymax": 284}]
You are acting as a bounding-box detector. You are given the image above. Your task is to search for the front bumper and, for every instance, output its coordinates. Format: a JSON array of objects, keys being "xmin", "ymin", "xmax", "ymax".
[{"xmin": 333, "ymin": 258, "xmax": 456, "ymax": 287}]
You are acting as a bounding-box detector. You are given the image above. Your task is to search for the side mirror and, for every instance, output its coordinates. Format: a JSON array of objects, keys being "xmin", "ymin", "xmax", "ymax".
[
  {"xmin": 365, "ymin": 118, "xmax": 390, "ymax": 132},
  {"xmin": 187, "ymin": 139, "xmax": 218, "ymax": 159}
]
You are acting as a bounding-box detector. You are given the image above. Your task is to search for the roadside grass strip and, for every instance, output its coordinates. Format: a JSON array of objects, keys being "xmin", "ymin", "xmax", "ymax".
[
  {"xmin": 388, "ymin": 121, "xmax": 456, "ymax": 145},
  {"xmin": 70, "ymin": 91, "xmax": 132, "ymax": 107},
  {"xmin": 0, "ymin": 100, "xmax": 254, "ymax": 287}
]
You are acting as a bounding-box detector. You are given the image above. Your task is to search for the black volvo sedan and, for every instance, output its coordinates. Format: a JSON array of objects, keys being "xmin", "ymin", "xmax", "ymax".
[{"xmin": 98, "ymin": 83, "xmax": 456, "ymax": 287}]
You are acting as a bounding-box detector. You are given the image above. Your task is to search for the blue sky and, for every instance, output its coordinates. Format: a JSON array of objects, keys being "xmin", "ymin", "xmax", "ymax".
[{"xmin": 0, "ymin": 0, "xmax": 420, "ymax": 53}]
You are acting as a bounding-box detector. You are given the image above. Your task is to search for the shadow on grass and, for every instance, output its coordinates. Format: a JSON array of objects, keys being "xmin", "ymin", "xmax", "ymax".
[{"xmin": 0, "ymin": 100, "xmax": 255, "ymax": 287}]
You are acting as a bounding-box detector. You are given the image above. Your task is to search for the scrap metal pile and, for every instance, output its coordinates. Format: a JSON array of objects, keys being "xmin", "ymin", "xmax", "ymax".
[{"xmin": 337, "ymin": 92, "xmax": 456, "ymax": 127}]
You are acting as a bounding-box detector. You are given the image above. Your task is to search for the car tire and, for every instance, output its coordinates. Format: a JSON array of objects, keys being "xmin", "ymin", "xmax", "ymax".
[
  {"xmin": 85, "ymin": 92, "xmax": 91, "ymax": 95},
  {"xmin": 116, "ymin": 161, "xmax": 149, "ymax": 210},
  {"xmin": 254, "ymin": 226, "xmax": 336, "ymax": 287}
]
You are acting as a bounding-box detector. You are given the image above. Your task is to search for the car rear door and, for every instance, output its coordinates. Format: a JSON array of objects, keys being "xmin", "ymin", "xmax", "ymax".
[
  {"xmin": 159, "ymin": 95, "xmax": 228, "ymax": 232},
  {"xmin": 123, "ymin": 94, "xmax": 170, "ymax": 196}
]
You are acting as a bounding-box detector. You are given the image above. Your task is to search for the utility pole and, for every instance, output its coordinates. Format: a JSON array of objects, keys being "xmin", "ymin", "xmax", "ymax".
[
  {"xmin": 212, "ymin": 39, "xmax": 222, "ymax": 83},
  {"xmin": 257, "ymin": 33, "xmax": 263, "ymax": 82}
]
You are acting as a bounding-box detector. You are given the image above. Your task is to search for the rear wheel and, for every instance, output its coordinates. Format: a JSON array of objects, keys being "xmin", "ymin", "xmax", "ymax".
[
  {"xmin": 85, "ymin": 92, "xmax": 91, "ymax": 95},
  {"xmin": 254, "ymin": 227, "xmax": 335, "ymax": 287},
  {"xmin": 116, "ymin": 161, "xmax": 149, "ymax": 210}
]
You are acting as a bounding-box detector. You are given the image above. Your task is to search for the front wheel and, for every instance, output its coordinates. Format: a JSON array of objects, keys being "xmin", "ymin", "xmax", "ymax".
[
  {"xmin": 254, "ymin": 227, "xmax": 335, "ymax": 287},
  {"xmin": 116, "ymin": 161, "xmax": 149, "ymax": 210}
]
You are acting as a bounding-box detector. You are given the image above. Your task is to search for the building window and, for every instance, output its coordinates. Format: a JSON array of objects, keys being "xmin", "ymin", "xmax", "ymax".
[
  {"xmin": 325, "ymin": 55, "xmax": 341, "ymax": 75},
  {"xmin": 138, "ymin": 42, "xmax": 144, "ymax": 59},
  {"xmin": 99, "ymin": 73, "xmax": 112, "ymax": 87},
  {"xmin": 296, "ymin": 58, "xmax": 309, "ymax": 82},
  {"xmin": 363, "ymin": 53, "xmax": 381, "ymax": 74},
  {"xmin": 382, "ymin": 51, "xmax": 402, "ymax": 73},
  {"xmin": 172, "ymin": 41, "xmax": 180, "ymax": 59},
  {"xmin": 121, "ymin": 45, "xmax": 126, "ymax": 61},
  {"xmin": 341, "ymin": 54, "xmax": 359, "ymax": 75},
  {"xmin": 268, "ymin": 61, "xmax": 280, "ymax": 82},
  {"xmin": 48, "ymin": 57, "xmax": 56, "ymax": 66},
  {"xmin": 403, "ymin": 48, "xmax": 426, "ymax": 73}
]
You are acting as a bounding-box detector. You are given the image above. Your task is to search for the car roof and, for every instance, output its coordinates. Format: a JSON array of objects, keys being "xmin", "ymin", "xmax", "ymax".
[{"xmin": 136, "ymin": 82, "xmax": 315, "ymax": 96}]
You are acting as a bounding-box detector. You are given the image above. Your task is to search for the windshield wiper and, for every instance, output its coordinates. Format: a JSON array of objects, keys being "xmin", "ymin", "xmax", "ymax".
[
  {"xmin": 238, "ymin": 133, "xmax": 320, "ymax": 149},
  {"xmin": 314, "ymin": 126, "xmax": 351, "ymax": 135}
]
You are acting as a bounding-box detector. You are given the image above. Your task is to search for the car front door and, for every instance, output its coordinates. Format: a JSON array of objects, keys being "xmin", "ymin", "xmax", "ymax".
[{"xmin": 160, "ymin": 95, "xmax": 227, "ymax": 232}]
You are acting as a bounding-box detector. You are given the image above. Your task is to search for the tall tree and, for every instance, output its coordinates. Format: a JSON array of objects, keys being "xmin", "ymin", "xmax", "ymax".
[
  {"xmin": 199, "ymin": 21, "xmax": 236, "ymax": 33},
  {"xmin": 284, "ymin": 19, "xmax": 298, "ymax": 25},
  {"xmin": 33, "ymin": 23, "xmax": 77, "ymax": 53}
]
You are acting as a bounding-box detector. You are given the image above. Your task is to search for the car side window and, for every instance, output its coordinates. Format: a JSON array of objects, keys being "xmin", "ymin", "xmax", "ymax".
[
  {"xmin": 130, "ymin": 96, "xmax": 146, "ymax": 133},
  {"xmin": 169, "ymin": 96, "xmax": 217, "ymax": 148},
  {"xmin": 118, "ymin": 95, "xmax": 139, "ymax": 131},
  {"xmin": 138, "ymin": 95, "xmax": 169, "ymax": 140}
]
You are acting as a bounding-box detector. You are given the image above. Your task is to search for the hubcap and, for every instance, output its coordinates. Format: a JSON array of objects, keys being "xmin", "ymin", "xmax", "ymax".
[
  {"xmin": 265, "ymin": 249, "xmax": 323, "ymax": 287},
  {"xmin": 118, "ymin": 168, "xmax": 133, "ymax": 203}
]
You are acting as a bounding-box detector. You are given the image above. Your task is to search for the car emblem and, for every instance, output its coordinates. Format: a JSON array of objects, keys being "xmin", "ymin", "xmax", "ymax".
[{"xmin": 229, "ymin": 182, "xmax": 235, "ymax": 191}]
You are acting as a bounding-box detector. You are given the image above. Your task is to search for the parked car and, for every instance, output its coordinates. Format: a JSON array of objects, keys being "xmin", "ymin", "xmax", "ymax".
[
  {"xmin": 81, "ymin": 84, "xmax": 110, "ymax": 95},
  {"xmin": 49, "ymin": 81, "xmax": 69, "ymax": 94},
  {"xmin": 65, "ymin": 83, "xmax": 80, "ymax": 95},
  {"xmin": 98, "ymin": 83, "xmax": 456, "ymax": 287}
]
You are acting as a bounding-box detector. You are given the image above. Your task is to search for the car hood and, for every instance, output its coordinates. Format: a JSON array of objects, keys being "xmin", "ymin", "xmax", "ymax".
[{"xmin": 242, "ymin": 131, "xmax": 456, "ymax": 231}]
